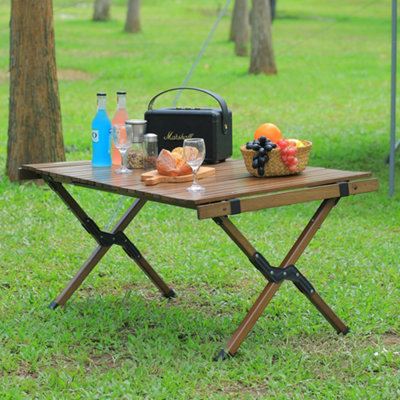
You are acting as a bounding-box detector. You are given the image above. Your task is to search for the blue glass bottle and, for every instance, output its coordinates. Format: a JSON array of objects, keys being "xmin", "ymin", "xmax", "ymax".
[{"xmin": 91, "ymin": 92, "xmax": 112, "ymax": 167}]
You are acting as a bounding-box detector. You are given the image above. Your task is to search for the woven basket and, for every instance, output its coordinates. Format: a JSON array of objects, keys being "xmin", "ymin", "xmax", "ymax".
[{"xmin": 240, "ymin": 139, "xmax": 312, "ymax": 177}]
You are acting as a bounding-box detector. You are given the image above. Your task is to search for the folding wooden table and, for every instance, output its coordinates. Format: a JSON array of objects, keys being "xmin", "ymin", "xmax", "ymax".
[{"xmin": 19, "ymin": 160, "xmax": 378, "ymax": 360}]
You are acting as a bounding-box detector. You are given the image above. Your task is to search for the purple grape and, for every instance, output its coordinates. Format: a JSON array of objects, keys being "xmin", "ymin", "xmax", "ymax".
[{"xmin": 259, "ymin": 136, "xmax": 267, "ymax": 146}]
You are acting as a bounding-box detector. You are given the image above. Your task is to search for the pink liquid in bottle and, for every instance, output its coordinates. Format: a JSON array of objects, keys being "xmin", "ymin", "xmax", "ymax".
[{"xmin": 112, "ymin": 91, "xmax": 130, "ymax": 165}]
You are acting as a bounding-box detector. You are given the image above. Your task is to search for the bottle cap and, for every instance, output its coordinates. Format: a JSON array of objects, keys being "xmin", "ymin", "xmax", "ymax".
[
  {"xmin": 143, "ymin": 133, "xmax": 158, "ymax": 142},
  {"xmin": 125, "ymin": 119, "xmax": 147, "ymax": 125},
  {"xmin": 97, "ymin": 92, "xmax": 107, "ymax": 96},
  {"xmin": 125, "ymin": 119, "xmax": 147, "ymax": 143},
  {"xmin": 117, "ymin": 91, "xmax": 127, "ymax": 95}
]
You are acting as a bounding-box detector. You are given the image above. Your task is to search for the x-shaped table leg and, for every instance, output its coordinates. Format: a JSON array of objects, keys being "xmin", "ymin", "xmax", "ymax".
[
  {"xmin": 44, "ymin": 178, "xmax": 175, "ymax": 309},
  {"xmin": 213, "ymin": 198, "xmax": 349, "ymax": 360}
]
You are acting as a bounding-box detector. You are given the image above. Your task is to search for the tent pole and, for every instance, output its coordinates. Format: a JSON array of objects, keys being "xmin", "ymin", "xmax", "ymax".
[{"xmin": 389, "ymin": 0, "xmax": 397, "ymax": 197}]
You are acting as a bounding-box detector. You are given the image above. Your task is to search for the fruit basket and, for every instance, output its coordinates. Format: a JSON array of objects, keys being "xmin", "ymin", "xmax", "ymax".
[{"xmin": 240, "ymin": 139, "xmax": 312, "ymax": 177}]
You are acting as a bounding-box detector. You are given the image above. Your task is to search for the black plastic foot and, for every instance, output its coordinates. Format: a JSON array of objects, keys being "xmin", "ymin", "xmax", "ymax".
[
  {"xmin": 48, "ymin": 301, "xmax": 59, "ymax": 310},
  {"xmin": 213, "ymin": 349, "xmax": 233, "ymax": 361},
  {"xmin": 338, "ymin": 326, "xmax": 350, "ymax": 336},
  {"xmin": 163, "ymin": 289, "xmax": 176, "ymax": 299}
]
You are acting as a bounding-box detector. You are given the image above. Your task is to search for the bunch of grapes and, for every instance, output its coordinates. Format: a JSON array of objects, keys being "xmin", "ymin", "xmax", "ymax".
[
  {"xmin": 277, "ymin": 139, "xmax": 298, "ymax": 172},
  {"xmin": 246, "ymin": 136, "xmax": 277, "ymax": 176}
]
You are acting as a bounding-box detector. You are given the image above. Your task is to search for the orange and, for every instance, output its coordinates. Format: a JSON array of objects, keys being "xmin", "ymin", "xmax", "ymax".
[{"xmin": 254, "ymin": 123, "xmax": 282, "ymax": 143}]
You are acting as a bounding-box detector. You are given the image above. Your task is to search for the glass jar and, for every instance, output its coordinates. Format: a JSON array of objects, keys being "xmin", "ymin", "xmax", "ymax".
[
  {"xmin": 143, "ymin": 133, "xmax": 158, "ymax": 170},
  {"xmin": 125, "ymin": 119, "xmax": 147, "ymax": 169}
]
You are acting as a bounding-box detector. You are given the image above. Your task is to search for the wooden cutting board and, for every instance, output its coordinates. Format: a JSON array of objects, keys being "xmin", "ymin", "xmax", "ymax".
[{"xmin": 141, "ymin": 166, "xmax": 215, "ymax": 186}]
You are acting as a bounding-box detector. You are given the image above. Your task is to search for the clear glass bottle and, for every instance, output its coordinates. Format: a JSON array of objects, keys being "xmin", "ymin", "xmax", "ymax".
[
  {"xmin": 91, "ymin": 92, "xmax": 111, "ymax": 167},
  {"xmin": 143, "ymin": 133, "xmax": 158, "ymax": 170},
  {"xmin": 112, "ymin": 91, "xmax": 130, "ymax": 165},
  {"xmin": 125, "ymin": 120, "xmax": 147, "ymax": 169}
]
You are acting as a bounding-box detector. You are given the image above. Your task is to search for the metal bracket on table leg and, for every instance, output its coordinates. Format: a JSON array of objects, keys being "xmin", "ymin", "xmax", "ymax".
[
  {"xmin": 251, "ymin": 252, "xmax": 315, "ymax": 296},
  {"xmin": 82, "ymin": 217, "xmax": 142, "ymax": 259},
  {"xmin": 82, "ymin": 218, "xmax": 175, "ymax": 299},
  {"xmin": 44, "ymin": 175, "xmax": 143, "ymax": 261},
  {"xmin": 212, "ymin": 216, "xmax": 315, "ymax": 295},
  {"xmin": 82, "ymin": 218, "xmax": 176, "ymax": 299}
]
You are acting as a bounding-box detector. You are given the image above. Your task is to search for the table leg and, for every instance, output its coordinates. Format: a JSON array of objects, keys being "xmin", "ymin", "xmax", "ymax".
[
  {"xmin": 45, "ymin": 179, "xmax": 174, "ymax": 309},
  {"xmin": 213, "ymin": 198, "xmax": 349, "ymax": 360}
]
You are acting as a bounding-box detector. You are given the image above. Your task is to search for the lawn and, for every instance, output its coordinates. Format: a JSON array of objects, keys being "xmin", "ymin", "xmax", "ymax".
[{"xmin": 0, "ymin": 0, "xmax": 399, "ymax": 398}]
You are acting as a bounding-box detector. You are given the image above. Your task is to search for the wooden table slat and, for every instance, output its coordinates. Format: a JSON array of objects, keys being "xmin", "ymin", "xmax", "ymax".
[
  {"xmin": 197, "ymin": 178, "xmax": 379, "ymax": 219},
  {"xmin": 20, "ymin": 160, "xmax": 376, "ymax": 210}
]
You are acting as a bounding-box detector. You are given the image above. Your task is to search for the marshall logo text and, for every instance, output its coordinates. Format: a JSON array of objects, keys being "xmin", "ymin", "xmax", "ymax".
[{"xmin": 163, "ymin": 131, "xmax": 195, "ymax": 141}]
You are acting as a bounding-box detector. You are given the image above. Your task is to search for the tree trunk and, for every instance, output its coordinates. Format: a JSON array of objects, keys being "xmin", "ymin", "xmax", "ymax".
[
  {"xmin": 125, "ymin": 0, "xmax": 141, "ymax": 33},
  {"xmin": 249, "ymin": 0, "xmax": 277, "ymax": 75},
  {"xmin": 7, "ymin": 0, "xmax": 64, "ymax": 182},
  {"xmin": 93, "ymin": 0, "xmax": 110, "ymax": 22},
  {"xmin": 250, "ymin": 0, "xmax": 277, "ymax": 25},
  {"xmin": 234, "ymin": 0, "xmax": 249, "ymax": 56},
  {"xmin": 229, "ymin": 0, "xmax": 240, "ymax": 41}
]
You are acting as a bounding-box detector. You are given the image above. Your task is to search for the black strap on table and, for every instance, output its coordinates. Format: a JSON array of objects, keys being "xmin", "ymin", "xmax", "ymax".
[
  {"xmin": 338, "ymin": 181, "xmax": 350, "ymax": 197},
  {"xmin": 333, "ymin": 181, "xmax": 350, "ymax": 205},
  {"xmin": 229, "ymin": 198, "xmax": 241, "ymax": 215}
]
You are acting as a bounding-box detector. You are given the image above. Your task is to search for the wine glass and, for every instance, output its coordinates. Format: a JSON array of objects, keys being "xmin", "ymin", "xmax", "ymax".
[
  {"xmin": 183, "ymin": 138, "xmax": 206, "ymax": 192},
  {"xmin": 112, "ymin": 123, "xmax": 133, "ymax": 174}
]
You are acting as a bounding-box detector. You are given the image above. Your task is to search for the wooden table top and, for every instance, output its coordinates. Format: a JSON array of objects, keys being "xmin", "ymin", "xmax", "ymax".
[{"xmin": 20, "ymin": 159, "xmax": 378, "ymax": 213}]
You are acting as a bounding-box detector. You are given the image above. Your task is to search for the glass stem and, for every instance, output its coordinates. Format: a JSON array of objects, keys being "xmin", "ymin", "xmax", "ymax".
[
  {"xmin": 192, "ymin": 167, "xmax": 199, "ymax": 186},
  {"xmin": 120, "ymin": 150, "xmax": 127, "ymax": 171}
]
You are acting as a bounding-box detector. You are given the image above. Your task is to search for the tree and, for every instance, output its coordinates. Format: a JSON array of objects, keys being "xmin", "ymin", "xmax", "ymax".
[
  {"xmin": 249, "ymin": 0, "xmax": 277, "ymax": 25},
  {"xmin": 249, "ymin": 0, "xmax": 277, "ymax": 75},
  {"xmin": 229, "ymin": 0, "xmax": 241, "ymax": 42},
  {"xmin": 231, "ymin": 0, "xmax": 276, "ymax": 56},
  {"xmin": 7, "ymin": 0, "xmax": 64, "ymax": 182},
  {"xmin": 234, "ymin": 0, "xmax": 249, "ymax": 56},
  {"xmin": 93, "ymin": 0, "xmax": 110, "ymax": 22},
  {"xmin": 125, "ymin": 0, "xmax": 141, "ymax": 33}
]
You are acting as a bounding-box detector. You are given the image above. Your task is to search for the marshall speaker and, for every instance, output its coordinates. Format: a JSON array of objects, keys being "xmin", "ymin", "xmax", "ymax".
[{"xmin": 144, "ymin": 87, "xmax": 232, "ymax": 163}]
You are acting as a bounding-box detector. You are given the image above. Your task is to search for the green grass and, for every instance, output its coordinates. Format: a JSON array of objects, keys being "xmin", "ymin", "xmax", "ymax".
[{"xmin": 1, "ymin": 0, "xmax": 400, "ymax": 398}]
